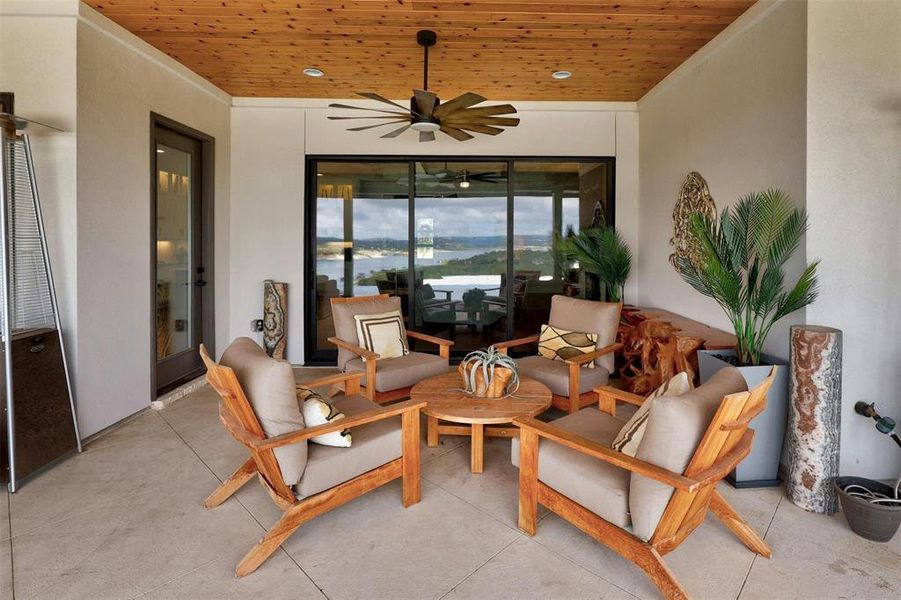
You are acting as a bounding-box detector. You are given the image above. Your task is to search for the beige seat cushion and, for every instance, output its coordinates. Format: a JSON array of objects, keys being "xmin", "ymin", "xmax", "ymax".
[
  {"xmin": 512, "ymin": 408, "xmax": 631, "ymax": 528},
  {"xmin": 220, "ymin": 337, "xmax": 307, "ymax": 486},
  {"xmin": 548, "ymin": 295, "xmax": 621, "ymax": 371},
  {"xmin": 332, "ymin": 296, "xmax": 404, "ymax": 370},
  {"xmin": 346, "ymin": 351, "xmax": 448, "ymax": 392},
  {"xmin": 295, "ymin": 394, "xmax": 402, "ymax": 499},
  {"xmin": 515, "ymin": 354, "xmax": 610, "ymax": 397},
  {"xmin": 630, "ymin": 367, "xmax": 747, "ymax": 541}
]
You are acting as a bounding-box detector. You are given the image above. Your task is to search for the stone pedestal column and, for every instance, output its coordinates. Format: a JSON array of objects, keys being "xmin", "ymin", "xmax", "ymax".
[
  {"xmin": 785, "ymin": 325, "xmax": 842, "ymax": 514},
  {"xmin": 263, "ymin": 280, "xmax": 288, "ymax": 360}
]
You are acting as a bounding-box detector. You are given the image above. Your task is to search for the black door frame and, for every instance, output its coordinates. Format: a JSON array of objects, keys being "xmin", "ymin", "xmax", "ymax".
[
  {"xmin": 150, "ymin": 113, "xmax": 215, "ymax": 396},
  {"xmin": 303, "ymin": 155, "xmax": 615, "ymax": 365}
]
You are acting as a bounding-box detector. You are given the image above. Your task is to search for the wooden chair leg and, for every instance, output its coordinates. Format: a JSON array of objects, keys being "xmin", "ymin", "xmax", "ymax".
[
  {"xmin": 636, "ymin": 547, "xmax": 689, "ymax": 600},
  {"xmin": 518, "ymin": 428, "xmax": 539, "ymax": 535},
  {"xmin": 204, "ymin": 457, "xmax": 257, "ymax": 509},
  {"xmin": 236, "ymin": 502, "xmax": 307, "ymax": 577},
  {"xmin": 710, "ymin": 489, "xmax": 772, "ymax": 558},
  {"xmin": 402, "ymin": 409, "xmax": 421, "ymax": 507},
  {"xmin": 568, "ymin": 363, "xmax": 581, "ymax": 413},
  {"xmin": 364, "ymin": 360, "xmax": 378, "ymax": 401}
]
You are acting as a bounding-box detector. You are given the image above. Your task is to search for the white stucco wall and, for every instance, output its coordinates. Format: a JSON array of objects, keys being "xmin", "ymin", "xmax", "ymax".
[
  {"xmin": 74, "ymin": 4, "xmax": 231, "ymax": 437},
  {"xmin": 637, "ymin": 0, "xmax": 809, "ymax": 362},
  {"xmin": 805, "ymin": 0, "xmax": 901, "ymax": 479},
  {"xmin": 228, "ymin": 100, "xmax": 640, "ymax": 363}
]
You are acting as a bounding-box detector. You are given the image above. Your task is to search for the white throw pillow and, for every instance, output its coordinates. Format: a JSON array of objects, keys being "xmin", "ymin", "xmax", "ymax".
[
  {"xmin": 298, "ymin": 387, "xmax": 352, "ymax": 447},
  {"xmin": 611, "ymin": 372, "xmax": 691, "ymax": 456},
  {"xmin": 353, "ymin": 310, "xmax": 409, "ymax": 359}
]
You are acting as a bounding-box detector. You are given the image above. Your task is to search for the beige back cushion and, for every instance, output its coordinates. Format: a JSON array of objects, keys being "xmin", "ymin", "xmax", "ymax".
[
  {"xmin": 548, "ymin": 295, "xmax": 622, "ymax": 371},
  {"xmin": 629, "ymin": 366, "xmax": 747, "ymax": 541},
  {"xmin": 332, "ymin": 296, "xmax": 404, "ymax": 370},
  {"xmin": 220, "ymin": 337, "xmax": 307, "ymax": 486}
]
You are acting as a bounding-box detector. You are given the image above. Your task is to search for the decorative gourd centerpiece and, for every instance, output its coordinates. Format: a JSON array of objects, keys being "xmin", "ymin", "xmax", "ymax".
[{"xmin": 458, "ymin": 345, "xmax": 520, "ymax": 398}]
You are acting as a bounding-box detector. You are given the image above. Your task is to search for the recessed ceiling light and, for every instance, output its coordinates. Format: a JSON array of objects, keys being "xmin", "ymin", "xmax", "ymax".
[
  {"xmin": 303, "ymin": 67, "xmax": 325, "ymax": 78},
  {"xmin": 551, "ymin": 70, "xmax": 572, "ymax": 80}
]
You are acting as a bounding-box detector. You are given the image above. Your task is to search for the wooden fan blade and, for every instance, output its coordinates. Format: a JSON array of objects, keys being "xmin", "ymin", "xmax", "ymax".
[
  {"xmin": 347, "ymin": 120, "xmax": 408, "ymax": 132},
  {"xmin": 455, "ymin": 124, "xmax": 504, "ymax": 136},
  {"xmin": 413, "ymin": 90, "xmax": 438, "ymax": 117},
  {"xmin": 433, "ymin": 92, "xmax": 486, "ymax": 119},
  {"xmin": 328, "ymin": 103, "xmax": 409, "ymax": 116},
  {"xmin": 443, "ymin": 116, "xmax": 520, "ymax": 127},
  {"xmin": 355, "ymin": 92, "xmax": 411, "ymax": 113},
  {"xmin": 443, "ymin": 104, "xmax": 518, "ymax": 119},
  {"xmin": 439, "ymin": 125, "xmax": 474, "ymax": 141},
  {"xmin": 381, "ymin": 124, "xmax": 412, "ymax": 138},
  {"xmin": 419, "ymin": 131, "xmax": 436, "ymax": 142}
]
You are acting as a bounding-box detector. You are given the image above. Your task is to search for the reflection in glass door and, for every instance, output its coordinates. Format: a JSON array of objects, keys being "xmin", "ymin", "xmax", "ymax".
[
  {"xmin": 413, "ymin": 162, "xmax": 508, "ymax": 352},
  {"xmin": 154, "ymin": 125, "xmax": 205, "ymax": 392},
  {"xmin": 313, "ymin": 162, "xmax": 409, "ymax": 355}
]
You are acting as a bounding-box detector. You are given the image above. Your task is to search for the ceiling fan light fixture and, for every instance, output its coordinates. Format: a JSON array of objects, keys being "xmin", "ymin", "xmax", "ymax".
[
  {"xmin": 303, "ymin": 67, "xmax": 325, "ymax": 78},
  {"xmin": 459, "ymin": 179, "xmax": 471, "ymax": 189},
  {"xmin": 551, "ymin": 70, "xmax": 572, "ymax": 80},
  {"xmin": 411, "ymin": 116, "xmax": 440, "ymax": 132}
]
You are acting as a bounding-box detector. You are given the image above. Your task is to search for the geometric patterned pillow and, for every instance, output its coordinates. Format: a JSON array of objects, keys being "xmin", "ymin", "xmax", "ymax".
[
  {"xmin": 298, "ymin": 386, "xmax": 352, "ymax": 447},
  {"xmin": 537, "ymin": 324, "xmax": 598, "ymax": 369},
  {"xmin": 611, "ymin": 372, "xmax": 692, "ymax": 456},
  {"xmin": 353, "ymin": 310, "xmax": 409, "ymax": 360}
]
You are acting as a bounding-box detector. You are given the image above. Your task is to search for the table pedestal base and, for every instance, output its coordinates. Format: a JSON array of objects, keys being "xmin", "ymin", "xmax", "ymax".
[{"xmin": 426, "ymin": 416, "xmax": 520, "ymax": 473}]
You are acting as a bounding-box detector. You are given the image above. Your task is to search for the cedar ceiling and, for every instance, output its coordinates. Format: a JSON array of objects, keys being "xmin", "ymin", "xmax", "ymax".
[{"xmin": 83, "ymin": 0, "xmax": 756, "ymax": 101}]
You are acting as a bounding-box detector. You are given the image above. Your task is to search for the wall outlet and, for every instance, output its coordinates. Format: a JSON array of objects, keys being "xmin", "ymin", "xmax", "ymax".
[{"xmin": 252, "ymin": 319, "xmax": 264, "ymax": 332}]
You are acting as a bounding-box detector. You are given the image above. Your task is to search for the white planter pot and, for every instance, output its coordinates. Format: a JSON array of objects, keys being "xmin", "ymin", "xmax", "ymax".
[{"xmin": 698, "ymin": 349, "xmax": 788, "ymax": 488}]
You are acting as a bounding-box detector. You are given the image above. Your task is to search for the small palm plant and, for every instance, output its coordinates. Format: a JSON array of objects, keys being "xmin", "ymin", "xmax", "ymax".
[
  {"xmin": 555, "ymin": 227, "xmax": 632, "ymax": 302},
  {"xmin": 675, "ymin": 189, "xmax": 819, "ymax": 366}
]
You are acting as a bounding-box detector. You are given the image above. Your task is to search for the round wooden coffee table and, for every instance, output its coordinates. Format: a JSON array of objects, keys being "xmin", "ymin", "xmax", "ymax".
[{"xmin": 410, "ymin": 371, "xmax": 552, "ymax": 473}]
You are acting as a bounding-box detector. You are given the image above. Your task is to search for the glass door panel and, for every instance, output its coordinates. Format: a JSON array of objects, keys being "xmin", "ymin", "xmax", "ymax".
[
  {"xmin": 156, "ymin": 143, "xmax": 194, "ymax": 359},
  {"xmin": 313, "ymin": 162, "xmax": 409, "ymax": 355},
  {"xmin": 413, "ymin": 162, "xmax": 507, "ymax": 352}
]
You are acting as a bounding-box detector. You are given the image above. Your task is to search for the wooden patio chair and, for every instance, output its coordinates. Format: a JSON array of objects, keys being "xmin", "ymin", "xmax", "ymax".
[
  {"xmin": 513, "ymin": 366, "xmax": 776, "ymax": 599},
  {"xmin": 199, "ymin": 343, "xmax": 423, "ymax": 577},
  {"xmin": 495, "ymin": 295, "xmax": 623, "ymax": 413},
  {"xmin": 329, "ymin": 294, "xmax": 453, "ymax": 403}
]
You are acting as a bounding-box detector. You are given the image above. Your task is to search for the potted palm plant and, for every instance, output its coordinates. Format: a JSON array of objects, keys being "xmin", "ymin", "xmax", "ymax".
[
  {"xmin": 556, "ymin": 227, "xmax": 632, "ymax": 302},
  {"xmin": 676, "ymin": 189, "xmax": 819, "ymax": 487}
]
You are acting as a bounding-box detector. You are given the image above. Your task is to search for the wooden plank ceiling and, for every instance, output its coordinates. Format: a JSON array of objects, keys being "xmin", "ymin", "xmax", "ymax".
[{"xmin": 84, "ymin": 0, "xmax": 756, "ymax": 101}]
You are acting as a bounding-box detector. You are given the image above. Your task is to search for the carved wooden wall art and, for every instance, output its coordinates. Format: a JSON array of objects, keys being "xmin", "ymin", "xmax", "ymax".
[{"xmin": 670, "ymin": 171, "xmax": 717, "ymax": 271}]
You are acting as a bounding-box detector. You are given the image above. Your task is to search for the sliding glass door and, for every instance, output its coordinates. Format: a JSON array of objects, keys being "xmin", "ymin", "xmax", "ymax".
[
  {"xmin": 305, "ymin": 157, "xmax": 614, "ymax": 364},
  {"xmin": 413, "ymin": 162, "xmax": 508, "ymax": 352}
]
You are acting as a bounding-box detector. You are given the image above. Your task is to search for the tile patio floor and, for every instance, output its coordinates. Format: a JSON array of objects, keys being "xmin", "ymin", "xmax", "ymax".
[{"xmin": 2, "ymin": 368, "xmax": 899, "ymax": 599}]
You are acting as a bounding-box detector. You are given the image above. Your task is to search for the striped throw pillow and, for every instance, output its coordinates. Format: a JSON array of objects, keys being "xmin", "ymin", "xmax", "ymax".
[
  {"xmin": 611, "ymin": 372, "xmax": 692, "ymax": 456},
  {"xmin": 537, "ymin": 324, "xmax": 599, "ymax": 369},
  {"xmin": 353, "ymin": 310, "xmax": 409, "ymax": 360}
]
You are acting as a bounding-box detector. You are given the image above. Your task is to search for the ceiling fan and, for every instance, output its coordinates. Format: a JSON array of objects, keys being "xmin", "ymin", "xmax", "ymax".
[{"xmin": 328, "ymin": 30, "xmax": 520, "ymax": 142}]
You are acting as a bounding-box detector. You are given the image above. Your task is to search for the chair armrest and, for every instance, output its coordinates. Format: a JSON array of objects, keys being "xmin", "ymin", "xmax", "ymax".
[
  {"xmin": 299, "ymin": 371, "xmax": 364, "ymax": 390},
  {"xmin": 594, "ymin": 385, "xmax": 646, "ymax": 407},
  {"xmin": 327, "ymin": 336, "xmax": 379, "ymax": 361},
  {"xmin": 407, "ymin": 330, "xmax": 454, "ymax": 348},
  {"xmin": 690, "ymin": 430, "xmax": 754, "ymax": 487},
  {"xmin": 257, "ymin": 398, "xmax": 427, "ymax": 451},
  {"xmin": 431, "ymin": 289, "xmax": 454, "ymax": 299},
  {"xmin": 513, "ymin": 416, "xmax": 699, "ymax": 493},
  {"xmin": 493, "ymin": 334, "xmax": 540, "ymax": 353},
  {"xmin": 563, "ymin": 342, "xmax": 623, "ymax": 366}
]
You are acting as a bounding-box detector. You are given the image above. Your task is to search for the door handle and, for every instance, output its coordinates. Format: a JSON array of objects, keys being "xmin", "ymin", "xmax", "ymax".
[{"xmin": 195, "ymin": 279, "xmax": 207, "ymax": 287}]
